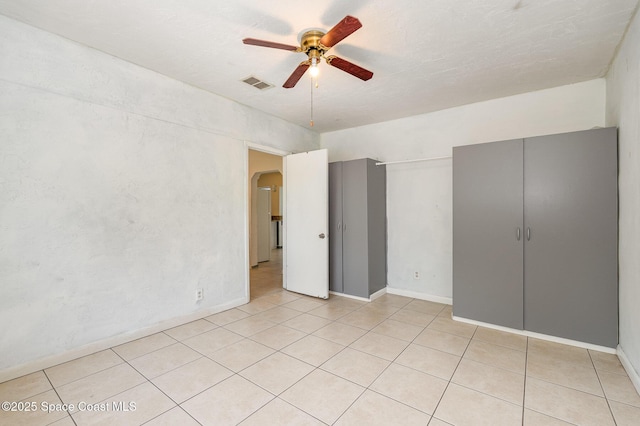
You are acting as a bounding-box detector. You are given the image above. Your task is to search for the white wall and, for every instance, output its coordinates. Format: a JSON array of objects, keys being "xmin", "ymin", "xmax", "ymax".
[
  {"xmin": 321, "ymin": 79, "xmax": 606, "ymax": 300},
  {"xmin": 606, "ymin": 8, "xmax": 640, "ymax": 382},
  {"xmin": 0, "ymin": 15, "xmax": 318, "ymax": 377}
]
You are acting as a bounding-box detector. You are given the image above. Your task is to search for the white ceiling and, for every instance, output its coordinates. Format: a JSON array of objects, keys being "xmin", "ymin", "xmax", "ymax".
[{"xmin": 0, "ymin": 0, "xmax": 638, "ymax": 133}]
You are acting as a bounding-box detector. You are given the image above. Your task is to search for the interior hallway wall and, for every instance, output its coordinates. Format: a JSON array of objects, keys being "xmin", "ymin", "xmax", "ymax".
[
  {"xmin": 320, "ymin": 79, "xmax": 606, "ymax": 301},
  {"xmin": 0, "ymin": 15, "xmax": 318, "ymax": 379},
  {"xmin": 258, "ymin": 172, "xmax": 283, "ymax": 216},
  {"xmin": 606, "ymin": 6, "xmax": 640, "ymax": 386}
]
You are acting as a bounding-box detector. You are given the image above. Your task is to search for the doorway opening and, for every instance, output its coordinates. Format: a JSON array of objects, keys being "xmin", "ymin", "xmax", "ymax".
[{"xmin": 248, "ymin": 148, "xmax": 284, "ymax": 300}]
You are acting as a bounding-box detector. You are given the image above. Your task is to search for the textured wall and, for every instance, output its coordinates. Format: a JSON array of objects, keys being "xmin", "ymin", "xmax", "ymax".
[
  {"xmin": 606, "ymin": 7, "xmax": 640, "ymax": 381},
  {"xmin": 321, "ymin": 79, "xmax": 606, "ymax": 300},
  {"xmin": 0, "ymin": 15, "xmax": 318, "ymax": 373}
]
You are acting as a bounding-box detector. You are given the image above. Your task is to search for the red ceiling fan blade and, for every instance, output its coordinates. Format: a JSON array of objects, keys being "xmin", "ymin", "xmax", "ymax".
[
  {"xmin": 242, "ymin": 38, "xmax": 299, "ymax": 51},
  {"xmin": 283, "ymin": 61, "xmax": 310, "ymax": 88},
  {"xmin": 326, "ymin": 56, "xmax": 373, "ymax": 81},
  {"xmin": 319, "ymin": 16, "xmax": 362, "ymax": 48}
]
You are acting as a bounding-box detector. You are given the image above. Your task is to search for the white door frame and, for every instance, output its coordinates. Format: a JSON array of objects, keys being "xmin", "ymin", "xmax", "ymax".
[{"xmin": 245, "ymin": 142, "xmax": 290, "ymax": 301}]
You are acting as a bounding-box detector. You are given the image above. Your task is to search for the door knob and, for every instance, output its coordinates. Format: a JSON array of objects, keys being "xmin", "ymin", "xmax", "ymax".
[{"xmin": 319, "ymin": 233, "xmax": 326, "ymax": 239}]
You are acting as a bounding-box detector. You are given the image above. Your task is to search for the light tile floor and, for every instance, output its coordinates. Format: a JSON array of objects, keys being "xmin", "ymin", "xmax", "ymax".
[{"xmin": 1, "ymin": 253, "xmax": 639, "ymax": 425}]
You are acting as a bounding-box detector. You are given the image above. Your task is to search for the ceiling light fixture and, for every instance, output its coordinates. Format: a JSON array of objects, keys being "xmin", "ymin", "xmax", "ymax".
[
  {"xmin": 243, "ymin": 16, "xmax": 374, "ymax": 128},
  {"xmin": 309, "ymin": 56, "xmax": 319, "ymax": 78}
]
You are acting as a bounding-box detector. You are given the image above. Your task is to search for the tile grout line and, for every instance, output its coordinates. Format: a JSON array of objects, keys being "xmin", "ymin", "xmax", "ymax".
[
  {"xmin": 525, "ymin": 345, "xmax": 608, "ymax": 425},
  {"xmin": 226, "ymin": 380, "xmax": 276, "ymax": 426},
  {"xmin": 190, "ymin": 293, "xmax": 358, "ymax": 423},
  {"xmin": 355, "ymin": 305, "xmax": 448, "ymax": 423},
  {"xmin": 140, "ymin": 406, "xmax": 203, "ymax": 426},
  {"xmin": 42, "ymin": 369, "xmax": 78, "ymax": 426},
  {"xmin": 109, "ymin": 345, "xmax": 196, "ymax": 425},
  {"xmin": 241, "ymin": 292, "xmax": 440, "ymax": 424},
  {"xmin": 52, "ymin": 368, "xmax": 155, "ymax": 423},
  {"xmin": 112, "ymin": 331, "xmax": 178, "ymax": 363},
  {"xmin": 470, "ymin": 332, "xmax": 612, "ymax": 424},
  {"xmin": 163, "ymin": 320, "xmax": 221, "ymax": 342},
  {"xmin": 43, "ymin": 349, "xmax": 127, "ymax": 389},
  {"xmin": 428, "ymin": 322, "xmax": 479, "ymax": 424},
  {"xmin": 589, "ymin": 349, "xmax": 619, "ymax": 426},
  {"xmin": 121, "ymin": 318, "xmax": 278, "ymax": 422},
  {"xmin": 328, "ymin": 303, "xmax": 421, "ymax": 425},
  {"xmin": 125, "ymin": 341, "xmax": 207, "ymax": 379},
  {"xmin": 330, "ymin": 303, "xmax": 478, "ymax": 423},
  {"xmin": 245, "ymin": 325, "xmax": 309, "ymax": 350},
  {"xmin": 232, "ymin": 306, "xmax": 351, "ymax": 425},
  {"xmin": 521, "ymin": 336, "xmax": 528, "ymax": 426},
  {"xmin": 49, "ymin": 347, "xmax": 147, "ymax": 407}
]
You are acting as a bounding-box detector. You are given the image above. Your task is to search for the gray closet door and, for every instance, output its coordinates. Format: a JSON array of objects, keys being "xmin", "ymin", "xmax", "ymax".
[
  {"xmin": 453, "ymin": 140, "xmax": 524, "ymax": 329},
  {"xmin": 329, "ymin": 162, "xmax": 343, "ymax": 293},
  {"xmin": 524, "ymin": 128, "xmax": 618, "ymax": 347},
  {"xmin": 342, "ymin": 159, "xmax": 370, "ymax": 298},
  {"xmin": 366, "ymin": 159, "xmax": 387, "ymax": 295}
]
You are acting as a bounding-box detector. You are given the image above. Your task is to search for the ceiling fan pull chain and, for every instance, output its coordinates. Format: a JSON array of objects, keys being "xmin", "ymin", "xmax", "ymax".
[{"xmin": 310, "ymin": 75, "xmax": 314, "ymax": 127}]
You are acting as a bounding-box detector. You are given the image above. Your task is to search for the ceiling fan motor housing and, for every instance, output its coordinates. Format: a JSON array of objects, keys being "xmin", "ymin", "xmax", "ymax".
[{"xmin": 300, "ymin": 30, "xmax": 328, "ymax": 57}]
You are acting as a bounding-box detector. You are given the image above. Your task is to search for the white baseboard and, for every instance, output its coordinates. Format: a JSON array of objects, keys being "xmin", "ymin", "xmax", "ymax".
[
  {"xmin": 329, "ymin": 291, "xmax": 371, "ymax": 302},
  {"xmin": 385, "ymin": 287, "xmax": 452, "ymax": 305},
  {"xmin": 452, "ymin": 315, "xmax": 617, "ymax": 354},
  {"xmin": 369, "ymin": 287, "xmax": 387, "ymax": 301},
  {"xmin": 0, "ymin": 296, "xmax": 248, "ymax": 383},
  {"xmin": 329, "ymin": 287, "xmax": 387, "ymax": 302},
  {"xmin": 617, "ymin": 345, "xmax": 640, "ymax": 395}
]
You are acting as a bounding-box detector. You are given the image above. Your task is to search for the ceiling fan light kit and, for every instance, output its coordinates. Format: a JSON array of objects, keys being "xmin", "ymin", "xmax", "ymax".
[
  {"xmin": 243, "ymin": 15, "xmax": 373, "ymax": 127},
  {"xmin": 309, "ymin": 57, "xmax": 319, "ymax": 77},
  {"xmin": 242, "ymin": 15, "xmax": 373, "ymax": 88}
]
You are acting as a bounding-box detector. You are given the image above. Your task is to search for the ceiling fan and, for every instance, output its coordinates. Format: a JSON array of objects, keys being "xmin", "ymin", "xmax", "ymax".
[{"xmin": 242, "ymin": 15, "xmax": 373, "ymax": 88}]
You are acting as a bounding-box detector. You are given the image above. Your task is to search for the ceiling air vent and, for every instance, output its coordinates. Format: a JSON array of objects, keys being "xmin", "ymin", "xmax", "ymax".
[{"xmin": 242, "ymin": 76, "xmax": 274, "ymax": 91}]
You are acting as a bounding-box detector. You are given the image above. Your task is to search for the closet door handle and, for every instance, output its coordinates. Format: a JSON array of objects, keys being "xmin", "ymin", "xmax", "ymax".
[
  {"xmin": 527, "ymin": 227, "xmax": 531, "ymax": 241},
  {"xmin": 516, "ymin": 228, "xmax": 521, "ymax": 241},
  {"xmin": 338, "ymin": 222, "xmax": 342, "ymax": 230}
]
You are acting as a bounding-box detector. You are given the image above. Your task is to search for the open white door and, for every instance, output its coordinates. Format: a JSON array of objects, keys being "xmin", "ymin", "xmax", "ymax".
[{"xmin": 284, "ymin": 149, "xmax": 329, "ymax": 298}]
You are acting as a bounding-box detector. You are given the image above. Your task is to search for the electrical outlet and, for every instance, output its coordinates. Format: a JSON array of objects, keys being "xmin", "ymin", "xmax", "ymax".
[
  {"xmin": 413, "ymin": 271, "xmax": 420, "ymax": 280},
  {"xmin": 196, "ymin": 288, "xmax": 204, "ymax": 301}
]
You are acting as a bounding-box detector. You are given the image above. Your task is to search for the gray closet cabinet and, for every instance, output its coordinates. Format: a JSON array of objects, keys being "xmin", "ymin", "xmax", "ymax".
[
  {"xmin": 453, "ymin": 128, "xmax": 618, "ymax": 347},
  {"xmin": 452, "ymin": 140, "xmax": 525, "ymax": 330},
  {"xmin": 329, "ymin": 159, "xmax": 387, "ymax": 299}
]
